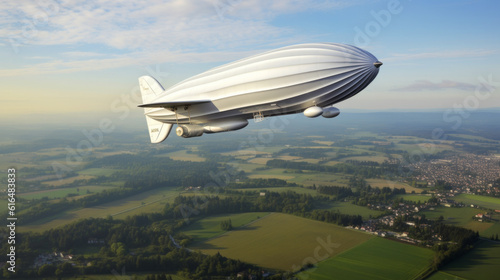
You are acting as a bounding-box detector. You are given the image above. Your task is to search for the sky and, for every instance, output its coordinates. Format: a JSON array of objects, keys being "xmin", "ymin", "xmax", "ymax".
[{"xmin": 0, "ymin": 0, "xmax": 499, "ymax": 125}]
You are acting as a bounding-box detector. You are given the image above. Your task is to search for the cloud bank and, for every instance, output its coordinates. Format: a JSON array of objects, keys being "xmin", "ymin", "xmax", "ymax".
[
  {"xmin": 0, "ymin": 0, "xmax": 356, "ymax": 76},
  {"xmin": 394, "ymin": 80, "xmax": 476, "ymax": 92}
]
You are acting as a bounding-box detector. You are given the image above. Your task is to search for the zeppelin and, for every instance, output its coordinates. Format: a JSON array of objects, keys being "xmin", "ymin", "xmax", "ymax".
[{"xmin": 138, "ymin": 43, "xmax": 382, "ymax": 143}]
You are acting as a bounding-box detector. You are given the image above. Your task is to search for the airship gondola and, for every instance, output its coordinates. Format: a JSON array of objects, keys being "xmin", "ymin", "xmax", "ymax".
[{"xmin": 138, "ymin": 43, "xmax": 382, "ymax": 143}]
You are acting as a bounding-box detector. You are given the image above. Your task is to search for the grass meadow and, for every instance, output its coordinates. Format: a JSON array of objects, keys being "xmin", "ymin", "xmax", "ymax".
[
  {"xmin": 42, "ymin": 274, "xmax": 188, "ymax": 280},
  {"xmin": 192, "ymin": 212, "xmax": 373, "ymax": 271},
  {"xmin": 182, "ymin": 212, "xmax": 270, "ymax": 243},
  {"xmin": 297, "ymin": 237, "xmax": 435, "ymax": 280},
  {"xmin": 421, "ymin": 206, "xmax": 500, "ymax": 237},
  {"xmin": 453, "ymin": 194, "xmax": 500, "ymax": 210},
  {"xmin": 431, "ymin": 240, "xmax": 500, "ymax": 280},
  {"xmin": 367, "ymin": 179, "xmax": 423, "ymax": 193},
  {"xmin": 19, "ymin": 187, "xmax": 182, "ymax": 233},
  {"xmin": 396, "ymin": 194, "xmax": 433, "ymax": 203},
  {"xmin": 19, "ymin": 185, "xmax": 114, "ymax": 200},
  {"xmin": 327, "ymin": 201, "xmax": 385, "ymax": 219},
  {"xmin": 165, "ymin": 150, "xmax": 206, "ymax": 162},
  {"xmin": 233, "ymin": 187, "xmax": 318, "ymax": 196}
]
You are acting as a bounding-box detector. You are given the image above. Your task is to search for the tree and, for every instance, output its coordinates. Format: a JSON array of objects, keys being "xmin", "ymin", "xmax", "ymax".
[
  {"xmin": 38, "ymin": 264, "xmax": 56, "ymax": 277},
  {"xmin": 220, "ymin": 219, "xmax": 233, "ymax": 231},
  {"xmin": 111, "ymin": 242, "xmax": 128, "ymax": 256}
]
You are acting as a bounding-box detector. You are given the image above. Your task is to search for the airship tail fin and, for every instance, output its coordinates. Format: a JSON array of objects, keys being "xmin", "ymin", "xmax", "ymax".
[
  {"xmin": 138, "ymin": 75, "xmax": 165, "ymax": 104},
  {"xmin": 138, "ymin": 76, "xmax": 172, "ymax": 143},
  {"xmin": 145, "ymin": 116, "xmax": 173, "ymax": 144}
]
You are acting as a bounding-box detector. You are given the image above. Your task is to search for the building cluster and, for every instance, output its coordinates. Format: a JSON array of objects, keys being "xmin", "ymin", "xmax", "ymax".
[
  {"xmin": 411, "ymin": 153, "xmax": 500, "ymax": 192},
  {"xmin": 33, "ymin": 252, "xmax": 73, "ymax": 268},
  {"xmin": 350, "ymin": 186, "xmax": 499, "ymax": 246}
]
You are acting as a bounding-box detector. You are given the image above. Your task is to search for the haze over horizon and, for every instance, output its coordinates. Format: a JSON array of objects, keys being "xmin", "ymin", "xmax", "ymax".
[{"xmin": 1, "ymin": 0, "xmax": 499, "ymax": 124}]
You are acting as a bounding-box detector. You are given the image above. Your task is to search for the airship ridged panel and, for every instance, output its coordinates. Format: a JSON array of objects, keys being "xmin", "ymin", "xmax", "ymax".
[
  {"xmin": 149, "ymin": 43, "xmax": 380, "ymax": 123},
  {"xmin": 158, "ymin": 43, "xmax": 378, "ymax": 103}
]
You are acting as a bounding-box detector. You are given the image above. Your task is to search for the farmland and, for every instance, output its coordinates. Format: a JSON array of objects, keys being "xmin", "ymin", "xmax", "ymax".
[
  {"xmin": 19, "ymin": 187, "xmax": 182, "ymax": 232},
  {"xmin": 431, "ymin": 240, "xmax": 500, "ymax": 280},
  {"xmin": 191, "ymin": 212, "xmax": 373, "ymax": 271},
  {"xmin": 366, "ymin": 179, "xmax": 423, "ymax": 193},
  {"xmin": 1, "ymin": 112, "xmax": 499, "ymax": 278},
  {"xmin": 453, "ymin": 194, "xmax": 500, "ymax": 210},
  {"xmin": 41, "ymin": 274, "xmax": 188, "ymax": 280},
  {"xmin": 233, "ymin": 186, "xmax": 318, "ymax": 195},
  {"xmin": 165, "ymin": 149, "xmax": 206, "ymax": 162},
  {"xmin": 327, "ymin": 201, "xmax": 385, "ymax": 219},
  {"xmin": 19, "ymin": 185, "xmax": 115, "ymax": 200},
  {"xmin": 421, "ymin": 206, "xmax": 500, "ymax": 237},
  {"xmin": 396, "ymin": 194, "xmax": 433, "ymax": 203},
  {"xmin": 422, "ymin": 206, "xmax": 484, "ymax": 227},
  {"xmin": 297, "ymin": 237, "xmax": 434, "ymax": 280},
  {"xmin": 182, "ymin": 212, "xmax": 270, "ymax": 243}
]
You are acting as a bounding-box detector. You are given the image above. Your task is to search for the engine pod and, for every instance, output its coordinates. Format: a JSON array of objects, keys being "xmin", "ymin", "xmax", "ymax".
[
  {"xmin": 203, "ymin": 119, "xmax": 248, "ymax": 133},
  {"xmin": 322, "ymin": 107, "xmax": 340, "ymax": 118},
  {"xmin": 176, "ymin": 125, "xmax": 204, "ymax": 138},
  {"xmin": 304, "ymin": 106, "xmax": 323, "ymax": 118}
]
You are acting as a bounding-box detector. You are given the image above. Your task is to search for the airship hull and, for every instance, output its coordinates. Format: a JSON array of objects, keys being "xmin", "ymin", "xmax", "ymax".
[{"xmin": 139, "ymin": 43, "xmax": 381, "ymax": 142}]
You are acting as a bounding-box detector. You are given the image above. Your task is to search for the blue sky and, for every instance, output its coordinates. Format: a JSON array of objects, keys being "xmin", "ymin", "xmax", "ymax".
[{"xmin": 1, "ymin": 0, "xmax": 499, "ymax": 123}]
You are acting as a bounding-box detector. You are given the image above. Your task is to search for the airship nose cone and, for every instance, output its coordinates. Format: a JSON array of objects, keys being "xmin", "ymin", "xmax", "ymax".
[{"xmin": 374, "ymin": 61, "xmax": 383, "ymax": 68}]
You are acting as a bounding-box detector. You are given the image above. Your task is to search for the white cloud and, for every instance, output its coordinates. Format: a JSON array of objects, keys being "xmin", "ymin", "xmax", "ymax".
[
  {"xmin": 215, "ymin": 0, "xmax": 354, "ymax": 20},
  {"xmin": 384, "ymin": 49, "xmax": 496, "ymax": 62},
  {"xmin": 393, "ymin": 80, "xmax": 476, "ymax": 92},
  {"xmin": 62, "ymin": 52, "xmax": 102, "ymax": 58},
  {"xmin": 0, "ymin": 0, "xmax": 354, "ymax": 76},
  {"xmin": 0, "ymin": 49, "xmax": 262, "ymax": 77},
  {"xmin": 1, "ymin": 0, "xmax": 289, "ymax": 51}
]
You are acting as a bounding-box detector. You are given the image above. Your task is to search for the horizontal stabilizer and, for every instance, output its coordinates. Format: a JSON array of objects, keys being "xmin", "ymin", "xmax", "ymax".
[
  {"xmin": 146, "ymin": 116, "xmax": 173, "ymax": 143},
  {"xmin": 138, "ymin": 100, "xmax": 211, "ymax": 108}
]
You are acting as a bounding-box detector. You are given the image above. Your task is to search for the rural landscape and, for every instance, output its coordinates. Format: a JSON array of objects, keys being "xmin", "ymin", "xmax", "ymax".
[
  {"xmin": 1, "ymin": 111, "xmax": 499, "ymax": 279},
  {"xmin": 2, "ymin": 0, "xmax": 500, "ymax": 279}
]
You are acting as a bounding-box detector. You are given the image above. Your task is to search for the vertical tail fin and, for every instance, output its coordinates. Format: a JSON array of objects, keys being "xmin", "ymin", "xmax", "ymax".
[
  {"xmin": 139, "ymin": 75, "xmax": 165, "ymax": 104},
  {"xmin": 138, "ymin": 76, "xmax": 172, "ymax": 143}
]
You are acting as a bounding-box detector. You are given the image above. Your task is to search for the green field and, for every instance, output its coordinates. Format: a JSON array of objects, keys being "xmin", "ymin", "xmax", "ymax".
[
  {"xmin": 423, "ymin": 206, "xmax": 484, "ymax": 226},
  {"xmin": 394, "ymin": 141, "xmax": 455, "ymax": 154},
  {"xmin": 431, "ymin": 240, "xmax": 500, "ymax": 280},
  {"xmin": 43, "ymin": 274, "xmax": 188, "ymax": 280},
  {"xmin": 342, "ymin": 155, "xmax": 389, "ymax": 163},
  {"xmin": 78, "ymin": 168, "xmax": 116, "ymax": 176},
  {"xmin": 298, "ymin": 237, "xmax": 435, "ymax": 280},
  {"xmin": 287, "ymin": 172, "xmax": 348, "ymax": 187},
  {"xmin": 396, "ymin": 194, "xmax": 433, "ymax": 203},
  {"xmin": 246, "ymin": 167, "xmax": 294, "ymax": 179},
  {"xmin": 327, "ymin": 201, "xmax": 385, "ymax": 219},
  {"xmin": 192, "ymin": 212, "xmax": 373, "ymax": 271},
  {"xmin": 233, "ymin": 187, "xmax": 318, "ymax": 196},
  {"xmin": 183, "ymin": 212, "xmax": 269, "ymax": 243},
  {"xmin": 20, "ymin": 187, "xmax": 182, "ymax": 232},
  {"xmin": 165, "ymin": 150, "xmax": 206, "ymax": 162},
  {"xmin": 41, "ymin": 174, "xmax": 96, "ymax": 186},
  {"xmin": 426, "ymin": 271, "xmax": 467, "ymax": 280},
  {"xmin": 482, "ymin": 216, "xmax": 500, "ymax": 238},
  {"xmin": 367, "ymin": 179, "xmax": 423, "ymax": 193},
  {"xmin": 453, "ymin": 194, "xmax": 500, "ymax": 210},
  {"xmin": 421, "ymin": 206, "xmax": 497, "ymax": 236},
  {"xmin": 19, "ymin": 185, "xmax": 115, "ymax": 200}
]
